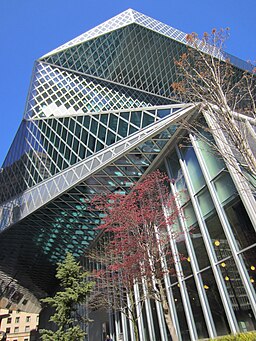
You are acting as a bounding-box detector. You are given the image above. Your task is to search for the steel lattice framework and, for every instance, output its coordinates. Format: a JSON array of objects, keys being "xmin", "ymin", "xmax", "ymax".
[{"xmin": 0, "ymin": 9, "xmax": 249, "ymax": 310}]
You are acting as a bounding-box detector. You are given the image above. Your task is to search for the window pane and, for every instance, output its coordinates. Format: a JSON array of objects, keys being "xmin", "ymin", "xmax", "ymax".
[
  {"xmin": 197, "ymin": 189, "xmax": 214, "ymax": 217},
  {"xmin": 181, "ymin": 144, "xmax": 205, "ymax": 193},
  {"xmin": 190, "ymin": 226, "xmax": 210, "ymax": 270},
  {"xmin": 240, "ymin": 247, "xmax": 256, "ymax": 294},
  {"xmin": 172, "ymin": 284, "xmax": 191, "ymax": 341},
  {"xmin": 218, "ymin": 258, "xmax": 256, "ymax": 332},
  {"xmin": 214, "ymin": 172, "xmax": 236, "ymax": 204},
  {"xmin": 205, "ymin": 211, "xmax": 232, "ymax": 261},
  {"xmin": 200, "ymin": 269, "xmax": 230, "ymax": 336},
  {"xmin": 185, "ymin": 277, "xmax": 208, "ymax": 339},
  {"xmin": 176, "ymin": 176, "xmax": 190, "ymax": 206},
  {"xmin": 176, "ymin": 239, "xmax": 192, "ymax": 277},
  {"xmin": 183, "ymin": 202, "xmax": 197, "ymax": 229},
  {"xmin": 197, "ymin": 134, "xmax": 225, "ymax": 179},
  {"xmin": 225, "ymin": 199, "xmax": 256, "ymax": 250}
]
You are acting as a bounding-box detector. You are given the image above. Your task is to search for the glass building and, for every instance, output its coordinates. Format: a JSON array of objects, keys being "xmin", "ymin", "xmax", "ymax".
[{"xmin": 0, "ymin": 9, "xmax": 255, "ymax": 340}]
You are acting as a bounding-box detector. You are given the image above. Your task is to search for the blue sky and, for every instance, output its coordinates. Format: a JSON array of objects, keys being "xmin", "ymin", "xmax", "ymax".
[{"xmin": 0, "ymin": 0, "xmax": 255, "ymax": 166}]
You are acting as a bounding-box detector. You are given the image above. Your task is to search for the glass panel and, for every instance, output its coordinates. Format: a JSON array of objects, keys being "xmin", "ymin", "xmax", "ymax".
[
  {"xmin": 98, "ymin": 125, "xmax": 106, "ymax": 142},
  {"xmin": 166, "ymin": 150, "xmax": 180, "ymax": 179},
  {"xmin": 172, "ymin": 285, "xmax": 191, "ymax": 341},
  {"xmin": 118, "ymin": 120, "xmax": 128, "ymax": 138},
  {"xmin": 176, "ymin": 239, "xmax": 192, "ymax": 277},
  {"xmin": 197, "ymin": 189, "xmax": 214, "ymax": 218},
  {"xmin": 158, "ymin": 109, "xmax": 171, "ymax": 118},
  {"xmin": 150, "ymin": 300, "xmax": 162, "ymax": 341},
  {"xmin": 176, "ymin": 175, "xmax": 190, "ymax": 206},
  {"xmin": 180, "ymin": 143, "xmax": 206, "ymax": 193},
  {"xmin": 142, "ymin": 112, "xmax": 154, "ymax": 128},
  {"xmin": 185, "ymin": 277, "xmax": 208, "ymax": 339},
  {"xmin": 130, "ymin": 111, "xmax": 141, "ymax": 127},
  {"xmin": 214, "ymin": 172, "xmax": 237, "ymax": 204},
  {"xmin": 183, "ymin": 202, "xmax": 197, "ymax": 229},
  {"xmin": 218, "ymin": 258, "xmax": 256, "ymax": 332},
  {"xmin": 200, "ymin": 269, "xmax": 230, "ymax": 336},
  {"xmin": 109, "ymin": 114, "xmax": 118, "ymax": 131},
  {"xmin": 190, "ymin": 226, "xmax": 210, "ymax": 270},
  {"xmin": 240, "ymin": 247, "xmax": 256, "ymax": 294},
  {"xmin": 205, "ymin": 211, "xmax": 232, "ymax": 261},
  {"xmin": 197, "ymin": 132, "xmax": 225, "ymax": 179},
  {"xmin": 225, "ymin": 199, "xmax": 256, "ymax": 250}
]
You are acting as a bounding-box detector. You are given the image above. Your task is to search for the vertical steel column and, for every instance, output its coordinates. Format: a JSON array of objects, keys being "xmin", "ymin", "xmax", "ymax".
[
  {"xmin": 165, "ymin": 159, "xmax": 198, "ymax": 341},
  {"xmin": 114, "ymin": 312, "xmax": 121, "ymax": 341},
  {"xmin": 134, "ymin": 282, "xmax": 146, "ymax": 341},
  {"xmin": 154, "ymin": 220, "xmax": 182, "ymax": 340},
  {"xmin": 167, "ymin": 196, "xmax": 216, "ymax": 339},
  {"xmin": 175, "ymin": 145, "xmax": 240, "ymax": 334},
  {"xmin": 204, "ymin": 112, "xmax": 256, "ymax": 231},
  {"xmin": 121, "ymin": 311, "xmax": 128, "ymax": 341},
  {"xmin": 155, "ymin": 298, "xmax": 169, "ymax": 341},
  {"xmin": 127, "ymin": 294, "xmax": 136, "ymax": 341},
  {"xmin": 109, "ymin": 310, "xmax": 115, "ymax": 341},
  {"xmin": 191, "ymin": 132, "xmax": 256, "ymax": 321},
  {"xmin": 142, "ymin": 279, "xmax": 156, "ymax": 341}
]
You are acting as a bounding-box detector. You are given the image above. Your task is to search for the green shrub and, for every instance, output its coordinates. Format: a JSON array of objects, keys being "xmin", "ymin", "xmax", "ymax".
[{"xmin": 209, "ymin": 331, "xmax": 256, "ymax": 341}]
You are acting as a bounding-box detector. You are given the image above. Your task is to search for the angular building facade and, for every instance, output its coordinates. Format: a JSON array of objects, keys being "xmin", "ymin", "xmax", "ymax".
[{"xmin": 0, "ymin": 9, "xmax": 255, "ymax": 341}]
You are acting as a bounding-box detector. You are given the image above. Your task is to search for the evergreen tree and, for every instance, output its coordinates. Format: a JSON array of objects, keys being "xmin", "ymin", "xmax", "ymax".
[{"xmin": 40, "ymin": 253, "xmax": 94, "ymax": 341}]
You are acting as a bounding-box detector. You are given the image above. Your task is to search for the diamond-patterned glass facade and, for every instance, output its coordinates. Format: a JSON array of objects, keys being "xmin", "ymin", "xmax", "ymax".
[
  {"xmin": 0, "ymin": 9, "xmax": 196, "ymax": 297},
  {"xmin": 1, "ymin": 10, "xmax": 255, "ymax": 339},
  {"xmin": 42, "ymin": 24, "xmax": 186, "ymax": 97}
]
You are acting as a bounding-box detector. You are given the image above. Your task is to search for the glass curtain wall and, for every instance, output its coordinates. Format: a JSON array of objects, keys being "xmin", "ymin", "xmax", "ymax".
[
  {"xmin": 86, "ymin": 132, "xmax": 256, "ymax": 341},
  {"xmin": 161, "ymin": 133, "xmax": 256, "ymax": 340}
]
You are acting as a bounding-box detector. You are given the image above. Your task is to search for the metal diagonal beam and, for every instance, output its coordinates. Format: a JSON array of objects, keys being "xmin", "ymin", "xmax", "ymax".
[{"xmin": 0, "ymin": 105, "xmax": 195, "ymax": 232}]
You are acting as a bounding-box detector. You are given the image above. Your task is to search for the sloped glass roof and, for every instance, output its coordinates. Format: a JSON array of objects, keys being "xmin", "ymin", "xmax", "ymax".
[{"xmin": 41, "ymin": 8, "xmax": 251, "ymax": 71}]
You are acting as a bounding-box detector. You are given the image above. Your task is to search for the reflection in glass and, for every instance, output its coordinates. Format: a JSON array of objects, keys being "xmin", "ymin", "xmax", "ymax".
[
  {"xmin": 240, "ymin": 247, "xmax": 256, "ymax": 294},
  {"xmin": 205, "ymin": 211, "xmax": 232, "ymax": 261},
  {"xmin": 218, "ymin": 258, "xmax": 256, "ymax": 332},
  {"xmin": 172, "ymin": 285, "xmax": 191, "ymax": 341},
  {"xmin": 176, "ymin": 239, "xmax": 192, "ymax": 278},
  {"xmin": 180, "ymin": 143, "xmax": 206, "ymax": 193},
  {"xmin": 196, "ymin": 132, "xmax": 225, "ymax": 179},
  {"xmin": 225, "ymin": 199, "xmax": 256, "ymax": 250},
  {"xmin": 176, "ymin": 176, "xmax": 190, "ymax": 206},
  {"xmin": 183, "ymin": 202, "xmax": 197, "ymax": 229},
  {"xmin": 214, "ymin": 172, "xmax": 237, "ymax": 204},
  {"xmin": 190, "ymin": 226, "xmax": 210, "ymax": 270},
  {"xmin": 200, "ymin": 269, "xmax": 230, "ymax": 336},
  {"xmin": 185, "ymin": 277, "xmax": 208, "ymax": 339},
  {"xmin": 197, "ymin": 189, "xmax": 214, "ymax": 218},
  {"xmin": 150, "ymin": 300, "xmax": 161, "ymax": 341}
]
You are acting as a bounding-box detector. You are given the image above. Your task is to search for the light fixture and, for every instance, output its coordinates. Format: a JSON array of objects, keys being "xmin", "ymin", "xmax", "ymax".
[
  {"xmin": 225, "ymin": 276, "xmax": 230, "ymax": 281},
  {"xmin": 251, "ymin": 265, "xmax": 255, "ymax": 271},
  {"xmin": 250, "ymin": 278, "xmax": 255, "ymax": 283},
  {"xmin": 221, "ymin": 262, "xmax": 226, "ymax": 268},
  {"xmin": 214, "ymin": 240, "xmax": 220, "ymax": 247},
  {"xmin": 203, "ymin": 285, "xmax": 209, "ymax": 290},
  {"xmin": 187, "ymin": 257, "xmax": 191, "ymax": 262}
]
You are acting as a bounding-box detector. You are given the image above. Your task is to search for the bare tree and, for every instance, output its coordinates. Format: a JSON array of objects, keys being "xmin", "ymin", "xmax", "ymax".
[{"xmin": 172, "ymin": 29, "xmax": 256, "ymax": 190}]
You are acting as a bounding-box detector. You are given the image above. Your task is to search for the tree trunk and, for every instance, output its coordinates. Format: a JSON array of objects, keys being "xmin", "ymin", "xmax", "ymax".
[
  {"xmin": 132, "ymin": 320, "xmax": 139, "ymax": 341},
  {"xmin": 157, "ymin": 279, "xmax": 179, "ymax": 341}
]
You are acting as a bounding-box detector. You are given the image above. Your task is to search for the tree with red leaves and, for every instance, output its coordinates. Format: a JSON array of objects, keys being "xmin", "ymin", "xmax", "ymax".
[{"xmin": 88, "ymin": 170, "xmax": 180, "ymax": 341}]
